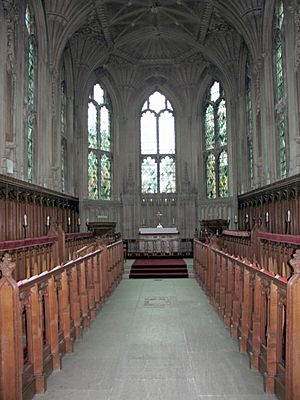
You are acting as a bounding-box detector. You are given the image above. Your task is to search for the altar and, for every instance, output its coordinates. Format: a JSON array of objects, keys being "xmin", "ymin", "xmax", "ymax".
[{"xmin": 138, "ymin": 227, "xmax": 180, "ymax": 255}]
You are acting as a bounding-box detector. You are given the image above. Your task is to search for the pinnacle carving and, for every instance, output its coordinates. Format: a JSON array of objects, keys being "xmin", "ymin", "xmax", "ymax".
[
  {"xmin": 0, "ymin": 253, "xmax": 15, "ymax": 278},
  {"xmin": 289, "ymin": 249, "xmax": 300, "ymax": 274}
]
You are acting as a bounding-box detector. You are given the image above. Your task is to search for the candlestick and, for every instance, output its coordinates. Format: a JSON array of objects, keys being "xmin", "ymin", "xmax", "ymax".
[
  {"xmin": 67, "ymin": 216, "xmax": 71, "ymax": 226},
  {"xmin": 46, "ymin": 215, "xmax": 50, "ymax": 226},
  {"xmin": 78, "ymin": 217, "xmax": 81, "ymax": 226},
  {"xmin": 265, "ymin": 212, "xmax": 269, "ymax": 223},
  {"xmin": 245, "ymin": 214, "xmax": 249, "ymax": 224},
  {"xmin": 23, "ymin": 214, "xmax": 28, "ymax": 227},
  {"xmin": 287, "ymin": 210, "xmax": 291, "ymax": 223}
]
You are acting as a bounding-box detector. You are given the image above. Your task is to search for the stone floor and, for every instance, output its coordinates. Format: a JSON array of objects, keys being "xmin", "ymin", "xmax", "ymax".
[{"xmin": 35, "ymin": 278, "xmax": 277, "ymax": 400}]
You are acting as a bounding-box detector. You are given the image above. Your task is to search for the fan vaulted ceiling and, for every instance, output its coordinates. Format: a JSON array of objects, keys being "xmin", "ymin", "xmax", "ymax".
[{"xmin": 46, "ymin": 0, "xmax": 260, "ymax": 68}]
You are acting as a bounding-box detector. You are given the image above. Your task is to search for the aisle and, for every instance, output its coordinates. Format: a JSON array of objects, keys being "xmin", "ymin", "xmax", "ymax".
[{"xmin": 35, "ymin": 279, "xmax": 277, "ymax": 400}]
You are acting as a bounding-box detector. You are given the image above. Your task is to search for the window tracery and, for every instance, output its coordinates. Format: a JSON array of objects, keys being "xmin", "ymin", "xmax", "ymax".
[
  {"xmin": 87, "ymin": 83, "xmax": 112, "ymax": 200},
  {"xmin": 204, "ymin": 81, "xmax": 229, "ymax": 199},
  {"xmin": 140, "ymin": 91, "xmax": 176, "ymax": 194}
]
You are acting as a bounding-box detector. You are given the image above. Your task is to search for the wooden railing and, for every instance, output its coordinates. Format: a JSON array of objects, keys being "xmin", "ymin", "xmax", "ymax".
[
  {"xmin": 126, "ymin": 238, "xmax": 193, "ymax": 257},
  {"xmin": 0, "ymin": 240, "xmax": 124, "ymax": 400},
  {"xmin": 194, "ymin": 239, "xmax": 300, "ymax": 400},
  {"xmin": 0, "ymin": 229, "xmax": 96, "ymax": 281},
  {"xmin": 220, "ymin": 228, "xmax": 298, "ymax": 278}
]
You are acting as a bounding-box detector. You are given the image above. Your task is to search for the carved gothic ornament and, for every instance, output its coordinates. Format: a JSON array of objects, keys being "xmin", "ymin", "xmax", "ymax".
[
  {"xmin": 289, "ymin": 249, "xmax": 300, "ymax": 274},
  {"xmin": 0, "ymin": 252, "xmax": 15, "ymax": 278}
]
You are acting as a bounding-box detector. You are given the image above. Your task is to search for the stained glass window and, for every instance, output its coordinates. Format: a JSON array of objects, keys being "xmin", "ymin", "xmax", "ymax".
[
  {"xmin": 25, "ymin": 4, "xmax": 36, "ymax": 183},
  {"xmin": 206, "ymin": 154, "xmax": 216, "ymax": 199},
  {"xmin": 88, "ymin": 83, "xmax": 112, "ymax": 199},
  {"xmin": 88, "ymin": 151, "xmax": 98, "ymax": 199},
  {"xmin": 140, "ymin": 91, "xmax": 176, "ymax": 193},
  {"xmin": 274, "ymin": 0, "xmax": 287, "ymax": 179},
  {"xmin": 61, "ymin": 75, "xmax": 67, "ymax": 192},
  {"xmin": 203, "ymin": 81, "xmax": 228, "ymax": 198},
  {"xmin": 141, "ymin": 157, "xmax": 157, "ymax": 193},
  {"xmin": 205, "ymin": 104, "xmax": 214, "ymax": 150},
  {"xmin": 246, "ymin": 65, "xmax": 254, "ymax": 189},
  {"xmin": 219, "ymin": 151, "xmax": 229, "ymax": 197},
  {"xmin": 160, "ymin": 156, "xmax": 176, "ymax": 193}
]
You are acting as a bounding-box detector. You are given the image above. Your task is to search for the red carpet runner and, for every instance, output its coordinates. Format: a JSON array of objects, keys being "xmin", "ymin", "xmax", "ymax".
[{"xmin": 129, "ymin": 258, "xmax": 188, "ymax": 279}]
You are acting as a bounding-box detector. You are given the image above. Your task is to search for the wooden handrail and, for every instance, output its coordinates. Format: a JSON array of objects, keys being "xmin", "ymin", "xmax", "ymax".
[
  {"xmin": 257, "ymin": 231, "xmax": 300, "ymax": 245},
  {"xmin": 194, "ymin": 239, "xmax": 300, "ymax": 400},
  {"xmin": 0, "ymin": 240, "xmax": 124, "ymax": 400},
  {"xmin": 0, "ymin": 236, "xmax": 58, "ymax": 252}
]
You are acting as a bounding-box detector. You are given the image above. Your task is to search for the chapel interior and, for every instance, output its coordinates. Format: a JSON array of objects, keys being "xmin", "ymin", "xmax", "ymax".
[{"xmin": 1, "ymin": 1, "xmax": 300, "ymax": 399}]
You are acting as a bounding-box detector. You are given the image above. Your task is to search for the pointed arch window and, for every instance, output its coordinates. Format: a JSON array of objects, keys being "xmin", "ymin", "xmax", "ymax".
[
  {"xmin": 25, "ymin": 4, "xmax": 37, "ymax": 183},
  {"xmin": 87, "ymin": 83, "xmax": 112, "ymax": 200},
  {"xmin": 204, "ymin": 81, "xmax": 229, "ymax": 198},
  {"xmin": 246, "ymin": 61, "xmax": 254, "ymax": 189},
  {"xmin": 273, "ymin": 0, "xmax": 287, "ymax": 178},
  {"xmin": 140, "ymin": 91, "xmax": 176, "ymax": 194},
  {"xmin": 61, "ymin": 63, "xmax": 67, "ymax": 192}
]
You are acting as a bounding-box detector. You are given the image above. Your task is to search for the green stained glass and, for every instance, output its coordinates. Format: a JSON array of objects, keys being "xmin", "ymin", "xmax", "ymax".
[
  {"xmin": 141, "ymin": 157, "xmax": 157, "ymax": 193},
  {"xmin": 100, "ymin": 106, "xmax": 110, "ymax": 151},
  {"xmin": 205, "ymin": 104, "xmax": 214, "ymax": 150},
  {"xmin": 25, "ymin": 6, "xmax": 33, "ymax": 35},
  {"xmin": 206, "ymin": 153, "xmax": 216, "ymax": 199},
  {"xmin": 140, "ymin": 92, "xmax": 175, "ymax": 194},
  {"xmin": 159, "ymin": 111, "xmax": 175, "ymax": 154},
  {"xmin": 219, "ymin": 151, "xmax": 229, "ymax": 197},
  {"xmin": 88, "ymin": 151, "xmax": 99, "ymax": 199},
  {"xmin": 27, "ymin": 115, "xmax": 33, "ymax": 183},
  {"xmin": 88, "ymin": 83, "xmax": 112, "ymax": 199},
  {"xmin": 217, "ymin": 99, "xmax": 227, "ymax": 146},
  {"xmin": 246, "ymin": 75, "xmax": 254, "ymax": 189},
  {"xmin": 61, "ymin": 138, "xmax": 66, "ymax": 192},
  {"xmin": 160, "ymin": 156, "xmax": 176, "ymax": 193},
  {"xmin": 25, "ymin": 5, "xmax": 36, "ymax": 184},
  {"xmin": 88, "ymin": 102, "xmax": 97, "ymax": 148},
  {"xmin": 28, "ymin": 43, "xmax": 34, "ymax": 106},
  {"xmin": 100, "ymin": 154, "xmax": 111, "ymax": 199},
  {"xmin": 141, "ymin": 110, "xmax": 157, "ymax": 154},
  {"xmin": 278, "ymin": 111, "xmax": 286, "ymax": 178}
]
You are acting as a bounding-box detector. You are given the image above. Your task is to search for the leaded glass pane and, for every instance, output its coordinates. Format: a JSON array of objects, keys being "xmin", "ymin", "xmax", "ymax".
[
  {"xmin": 205, "ymin": 104, "xmax": 214, "ymax": 150},
  {"xmin": 100, "ymin": 154, "xmax": 111, "ymax": 199},
  {"xmin": 61, "ymin": 138, "xmax": 66, "ymax": 192},
  {"xmin": 159, "ymin": 111, "xmax": 175, "ymax": 154},
  {"xmin": 219, "ymin": 151, "xmax": 229, "ymax": 198},
  {"xmin": 210, "ymin": 81, "xmax": 220, "ymax": 102},
  {"xmin": 88, "ymin": 151, "xmax": 98, "ymax": 199},
  {"xmin": 217, "ymin": 99, "xmax": 227, "ymax": 146},
  {"xmin": 88, "ymin": 102, "xmax": 97, "ymax": 148},
  {"xmin": 149, "ymin": 91, "xmax": 166, "ymax": 113},
  {"xmin": 25, "ymin": 6, "xmax": 33, "ymax": 34},
  {"xmin": 141, "ymin": 157, "xmax": 157, "ymax": 193},
  {"xmin": 28, "ymin": 42, "xmax": 34, "ymax": 107},
  {"xmin": 100, "ymin": 106, "xmax": 110, "ymax": 151},
  {"xmin": 160, "ymin": 156, "xmax": 176, "ymax": 193},
  {"xmin": 166, "ymin": 100, "xmax": 173, "ymax": 111},
  {"xmin": 94, "ymin": 84, "xmax": 104, "ymax": 104},
  {"xmin": 275, "ymin": 38, "xmax": 284, "ymax": 101},
  {"xmin": 27, "ymin": 115, "xmax": 33, "ymax": 183},
  {"xmin": 141, "ymin": 111, "xmax": 157, "ymax": 154},
  {"xmin": 246, "ymin": 76, "xmax": 254, "ymax": 188},
  {"xmin": 206, "ymin": 153, "xmax": 216, "ymax": 199},
  {"xmin": 278, "ymin": 111, "xmax": 286, "ymax": 178}
]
